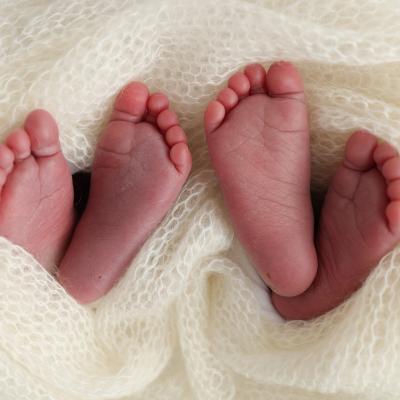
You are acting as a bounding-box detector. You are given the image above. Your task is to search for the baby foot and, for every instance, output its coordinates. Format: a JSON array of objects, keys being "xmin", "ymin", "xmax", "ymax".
[
  {"xmin": 273, "ymin": 132, "xmax": 400, "ymax": 319},
  {"xmin": 205, "ymin": 62, "xmax": 317, "ymax": 296},
  {"xmin": 58, "ymin": 83, "xmax": 192, "ymax": 303},
  {"xmin": 0, "ymin": 110, "xmax": 75, "ymax": 268}
]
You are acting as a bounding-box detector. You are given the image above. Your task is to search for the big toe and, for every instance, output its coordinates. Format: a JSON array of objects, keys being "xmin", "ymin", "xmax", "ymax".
[
  {"xmin": 266, "ymin": 61, "xmax": 305, "ymax": 100},
  {"xmin": 112, "ymin": 81, "xmax": 149, "ymax": 123},
  {"xmin": 24, "ymin": 110, "xmax": 61, "ymax": 157},
  {"xmin": 344, "ymin": 130, "xmax": 377, "ymax": 171},
  {"xmin": 6, "ymin": 128, "xmax": 31, "ymax": 161}
]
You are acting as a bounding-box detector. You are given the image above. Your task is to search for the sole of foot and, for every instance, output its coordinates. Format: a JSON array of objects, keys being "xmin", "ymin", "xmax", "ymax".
[
  {"xmin": 273, "ymin": 131, "xmax": 400, "ymax": 320},
  {"xmin": 0, "ymin": 110, "xmax": 75, "ymax": 269},
  {"xmin": 58, "ymin": 82, "xmax": 192, "ymax": 303},
  {"xmin": 204, "ymin": 62, "xmax": 317, "ymax": 297}
]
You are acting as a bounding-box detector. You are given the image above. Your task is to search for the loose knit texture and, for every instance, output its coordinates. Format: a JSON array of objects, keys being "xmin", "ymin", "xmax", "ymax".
[{"xmin": 1, "ymin": 0, "xmax": 400, "ymax": 399}]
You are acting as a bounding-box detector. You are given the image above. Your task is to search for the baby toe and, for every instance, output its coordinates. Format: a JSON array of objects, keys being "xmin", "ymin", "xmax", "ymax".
[
  {"xmin": 170, "ymin": 142, "xmax": 192, "ymax": 175},
  {"xmin": 344, "ymin": 131, "xmax": 377, "ymax": 171},
  {"xmin": 204, "ymin": 100, "xmax": 225, "ymax": 135},
  {"xmin": 386, "ymin": 201, "xmax": 400, "ymax": 234},
  {"xmin": 387, "ymin": 180, "xmax": 400, "ymax": 200},
  {"xmin": 0, "ymin": 169, "xmax": 7, "ymax": 188},
  {"xmin": 6, "ymin": 128, "xmax": 31, "ymax": 161},
  {"xmin": 0, "ymin": 144, "xmax": 15, "ymax": 173}
]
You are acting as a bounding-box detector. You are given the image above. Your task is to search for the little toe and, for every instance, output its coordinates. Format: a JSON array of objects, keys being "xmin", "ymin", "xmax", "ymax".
[
  {"xmin": 0, "ymin": 169, "xmax": 7, "ymax": 187},
  {"xmin": 217, "ymin": 88, "xmax": 239, "ymax": 111},
  {"xmin": 166, "ymin": 125, "xmax": 187, "ymax": 147},
  {"xmin": 112, "ymin": 82, "xmax": 150, "ymax": 123},
  {"xmin": 265, "ymin": 61, "xmax": 305, "ymax": 101},
  {"xmin": 24, "ymin": 109, "xmax": 61, "ymax": 157},
  {"xmin": 157, "ymin": 109, "xmax": 179, "ymax": 132},
  {"xmin": 147, "ymin": 92, "xmax": 169, "ymax": 120},
  {"xmin": 170, "ymin": 142, "xmax": 192, "ymax": 175},
  {"xmin": 344, "ymin": 130, "xmax": 377, "ymax": 171},
  {"xmin": 204, "ymin": 100, "xmax": 225, "ymax": 135},
  {"xmin": 0, "ymin": 144, "xmax": 15, "ymax": 173},
  {"xmin": 228, "ymin": 72, "xmax": 251, "ymax": 98},
  {"xmin": 244, "ymin": 63, "xmax": 267, "ymax": 94},
  {"xmin": 374, "ymin": 142, "xmax": 398, "ymax": 170},
  {"xmin": 6, "ymin": 128, "xmax": 31, "ymax": 161},
  {"xmin": 382, "ymin": 157, "xmax": 400, "ymax": 182},
  {"xmin": 387, "ymin": 180, "xmax": 400, "ymax": 200},
  {"xmin": 386, "ymin": 201, "xmax": 400, "ymax": 234}
]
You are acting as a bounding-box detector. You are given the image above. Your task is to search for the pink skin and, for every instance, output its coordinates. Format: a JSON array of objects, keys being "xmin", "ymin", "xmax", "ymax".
[
  {"xmin": 273, "ymin": 131, "xmax": 400, "ymax": 320},
  {"xmin": 0, "ymin": 110, "xmax": 75, "ymax": 268},
  {"xmin": 58, "ymin": 82, "xmax": 192, "ymax": 304},
  {"xmin": 205, "ymin": 62, "xmax": 400, "ymax": 320},
  {"xmin": 205, "ymin": 62, "xmax": 318, "ymax": 297}
]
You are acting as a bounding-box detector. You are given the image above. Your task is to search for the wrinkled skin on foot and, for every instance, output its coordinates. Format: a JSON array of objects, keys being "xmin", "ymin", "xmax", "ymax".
[
  {"xmin": 273, "ymin": 131, "xmax": 400, "ymax": 320},
  {"xmin": 205, "ymin": 62, "xmax": 400, "ymax": 320},
  {"xmin": 0, "ymin": 110, "xmax": 75, "ymax": 269},
  {"xmin": 59, "ymin": 82, "xmax": 192, "ymax": 304},
  {"xmin": 205, "ymin": 62, "xmax": 318, "ymax": 297}
]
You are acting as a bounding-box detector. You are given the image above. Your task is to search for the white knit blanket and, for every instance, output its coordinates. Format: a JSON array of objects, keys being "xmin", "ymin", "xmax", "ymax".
[{"xmin": 1, "ymin": 1, "xmax": 400, "ymax": 399}]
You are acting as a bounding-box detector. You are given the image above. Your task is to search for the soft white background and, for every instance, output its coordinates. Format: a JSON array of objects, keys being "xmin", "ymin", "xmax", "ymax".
[{"xmin": 0, "ymin": 0, "xmax": 400, "ymax": 399}]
